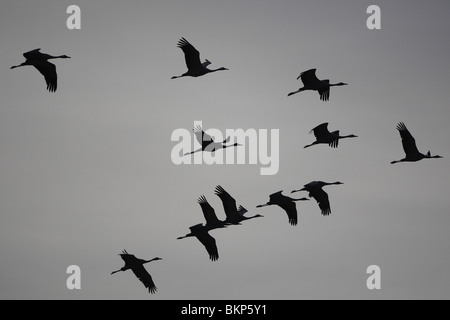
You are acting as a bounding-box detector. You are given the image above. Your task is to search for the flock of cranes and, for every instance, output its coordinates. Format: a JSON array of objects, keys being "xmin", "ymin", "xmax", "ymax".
[{"xmin": 10, "ymin": 37, "xmax": 443, "ymax": 294}]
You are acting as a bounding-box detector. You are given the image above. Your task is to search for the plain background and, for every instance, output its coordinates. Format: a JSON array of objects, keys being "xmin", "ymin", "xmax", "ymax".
[{"xmin": 1, "ymin": 0, "xmax": 449, "ymax": 299}]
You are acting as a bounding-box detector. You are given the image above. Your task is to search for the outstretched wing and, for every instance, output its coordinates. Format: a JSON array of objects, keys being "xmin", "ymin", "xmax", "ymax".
[
  {"xmin": 310, "ymin": 123, "xmax": 330, "ymax": 140},
  {"xmin": 33, "ymin": 60, "xmax": 57, "ymax": 92},
  {"xmin": 131, "ymin": 265, "xmax": 158, "ymax": 294},
  {"xmin": 196, "ymin": 230, "xmax": 219, "ymax": 261},
  {"xmin": 177, "ymin": 38, "xmax": 203, "ymax": 72},
  {"xmin": 214, "ymin": 185, "xmax": 238, "ymax": 219},
  {"xmin": 329, "ymin": 130, "xmax": 340, "ymax": 148},
  {"xmin": 193, "ymin": 125, "xmax": 214, "ymax": 147},
  {"xmin": 23, "ymin": 48, "xmax": 41, "ymax": 59},
  {"xmin": 299, "ymin": 69, "xmax": 322, "ymax": 87},
  {"xmin": 270, "ymin": 192, "xmax": 298, "ymax": 226},
  {"xmin": 119, "ymin": 251, "xmax": 138, "ymax": 264},
  {"xmin": 396, "ymin": 122, "xmax": 420, "ymax": 157},
  {"xmin": 279, "ymin": 201, "xmax": 298, "ymax": 226},
  {"xmin": 310, "ymin": 189, "xmax": 331, "ymax": 216},
  {"xmin": 318, "ymin": 80, "xmax": 330, "ymax": 101},
  {"xmin": 198, "ymin": 196, "xmax": 221, "ymax": 225}
]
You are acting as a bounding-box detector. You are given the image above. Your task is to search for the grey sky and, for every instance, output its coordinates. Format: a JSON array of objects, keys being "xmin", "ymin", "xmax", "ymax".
[{"xmin": 1, "ymin": 0, "xmax": 449, "ymax": 299}]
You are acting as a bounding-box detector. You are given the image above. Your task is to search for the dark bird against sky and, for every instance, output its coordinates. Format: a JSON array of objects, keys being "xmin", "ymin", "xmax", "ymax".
[
  {"xmin": 256, "ymin": 191, "xmax": 309, "ymax": 226},
  {"xmin": 171, "ymin": 38, "xmax": 229, "ymax": 79},
  {"xmin": 184, "ymin": 125, "xmax": 241, "ymax": 156},
  {"xmin": 214, "ymin": 185, "xmax": 263, "ymax": 225},
  {"xmin": 10, "ymin": 48, "xmax": 70, "ymax": 92},
  {"xmin": 391, "ymin": 122, "xmax": 443, "ymax": 164},
  {"xmin": 305, "ymin": 122, "xmax": 357, "ymax": 149},
  {"xmin": 111, "ymin": 250, "xmax": 162, "ymax": 294},
  {"xmin": 177, "ymin": 224, "xmax": 220, "ymax": 262},
  {"xmin": 292, "ymin": 181, "xmax": 343, "ymax": 216},
  {"xmin": 288, "ymin": 69, "xmax": 347, "ymax": 101}
]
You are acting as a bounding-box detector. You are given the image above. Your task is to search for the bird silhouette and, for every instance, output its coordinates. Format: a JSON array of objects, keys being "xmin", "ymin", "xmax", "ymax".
[
  {"xmin": 184, "ymin": 125, "xmax": 241, "ymax": 156},
  {"xmin": 391, "ymin": 122, "xmax": 443, "ymax": 164},
  {"xmin": 11, "ymin": 48, "xmax": 70, "ymax": 92},
  {"xmin": 292, "ymin": 181, "xmax": 343, "ymax": 216},
  {"xmin": 214, "ymin": 185, "xmax": 263, "ymax": 225},
  {"xmin": 256, "ymin": 191, "xmax": 309, "ymax": 226},
  {"xmin": 197, "ymin": 195, "xmax": 229, "ymax": 230},
  {"xmin": 111, "ymin": 250, "xmax": 162, "ymax": 294},
  {"xmin": 177, "ymin": 224, "xmax": 220, "ymax": 261},
  {"xmin": 304, "ymin": 123, "xmax": 357, "ymax": 149},
  {"xmin": 171, "ymin": 38, "xmax": 228, "ymax": 79},
  {"xmin": 288, "ymin": 69, "xmax": 347, "ymax": 101}
]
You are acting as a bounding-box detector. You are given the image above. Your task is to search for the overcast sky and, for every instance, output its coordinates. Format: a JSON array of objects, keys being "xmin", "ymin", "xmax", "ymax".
[{"xmin": 1, "ymin": 0, "xmax": 450, "ymax": 300}]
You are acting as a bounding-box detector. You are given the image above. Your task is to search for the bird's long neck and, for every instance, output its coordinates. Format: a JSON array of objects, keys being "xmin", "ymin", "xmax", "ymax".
[
  {"xmin": 208, "ymin": 67, "xmax": 227, "ymax": 73},
  {"xmin": 222, "ymin": 143, "xmax": 239, "ymax": 149},
  {"xmin": 330, "ymin": 82, "xmax": 346, "ymax": 87},
  {"xmin": 48, "ymin": 55, "xmax": 66, "ymax": 60},
  {"xmin": 143, "ymin": 258, "xmax": 159, "ymax": 264},
  {"xmin": 426, "ymin": 155, "xmax": 441, "ymax": 159},
  {"xmin": 339, "ymin": 135, "xmax": 356, "ymax": 139}
]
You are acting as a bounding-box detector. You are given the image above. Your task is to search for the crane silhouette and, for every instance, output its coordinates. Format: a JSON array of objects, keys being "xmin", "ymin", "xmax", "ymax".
[
  {"xmin": 111, "ymin": 250, "xmax": 162, "ymax": 294},
  {"xmin": 177, "ymin": 224, "xmax": 220, "ymax": 261},
  {"xmin": 197, "ymin": 195, "xmax": 230, "ymax": 230},
  {"xmin": 214, "ymin": 185, "xmax": 263, "ymax": 225},
  {"xmin": 256, "ymin": 191, "xmax": 309, "ymax": 226},
  {"xmin": 288, "ymin": 69, "xmax": 347, "ymax": 101},
  {"xmin": 304, "ymin": 123, "xmax": 357, "ymax": 149},
  {"xmin": 184, "ymin": 125, "xmax": 241, "ymax": 156},
  {"xmin": 292, "ymin": 181, "xmax": 343, "ymax": 216},
  {"xmin": 391, "ymin": 122, "xmax": 443, "ymax": 164},
  {"xmin": 171, "ymin": 38, "xmax": 228, "ymax": 79},
  {"xmin": 11, "ymin": 48, "xmax": 70, "ymax": 92}
]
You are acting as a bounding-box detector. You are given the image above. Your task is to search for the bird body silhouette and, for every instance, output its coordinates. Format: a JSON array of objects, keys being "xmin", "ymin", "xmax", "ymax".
[
  {"xmin": 11, "ymin": 48, "xmax": 70, "ymax": 92},
  {"xmin": 292, "ymin": 181, "xmax": 343, "ymax": 216},
  {"xmin": 214, "ymin": 185, "xmax": 263, "ymax": 225},
  {"xmin": 288, "ymin": 69, "xmax": 347, "ymax": 101},
  {"xmin": 256, "ymin": 191, "xmax": 309, "ymax": 226},
  {"xmin": 111, "ymin": 250, "xmax": 161, "ymax": 294},
  {"xmin": 197, "ymin": 195, "xmax": 229, "ymax": 230},
  {"xmin": 172, "ymin": 38, "xmax": 228, "ymax": 79},
  {"xmin": 305, "ymin": 123, "xmax": 357, "ymax": 148},
  {"xmin": 177, "ymin": 224, "xmax": 220, "ymax": 261},
  {"xmin": 184, "ymin": 125, "xmax": 241, "ymax": 156},
  {"xmin": 176, "ymin": 196, "xmax": 226, "ymax": 262},
  {"xmin": 391, "ymin": 122, "xmax": 442, "ymax": 164}
]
